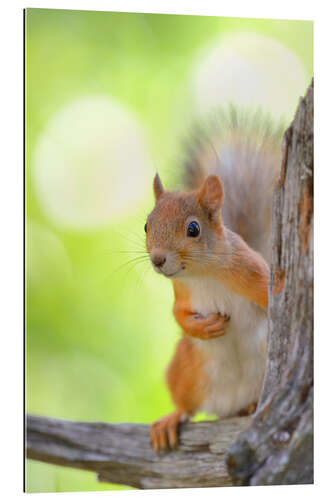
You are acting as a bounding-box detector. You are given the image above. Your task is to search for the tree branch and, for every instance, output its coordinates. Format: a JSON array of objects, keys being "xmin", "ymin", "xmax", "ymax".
[{"xmin": 26, "ymin": 414, "xmax": 251, "ymax": 489}]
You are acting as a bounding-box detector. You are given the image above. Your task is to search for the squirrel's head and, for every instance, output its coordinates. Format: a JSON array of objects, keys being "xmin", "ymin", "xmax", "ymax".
[{"xmin": 145, "ymin": 173, "xmax": 225, "ymax": 278}]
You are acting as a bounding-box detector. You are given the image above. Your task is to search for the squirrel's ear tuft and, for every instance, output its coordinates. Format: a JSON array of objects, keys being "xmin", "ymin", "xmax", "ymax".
[
  {"xmin": 153, "ymin": 173, "xmax": 164, "ymax": 201},
  {"xmin": 198, "ymin": 175, "xmax": 224, "ymax": 214}
]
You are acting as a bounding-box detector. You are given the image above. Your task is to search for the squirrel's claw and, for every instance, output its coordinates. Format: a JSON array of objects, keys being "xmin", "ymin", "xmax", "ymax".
[
  {"xmin": 150, "ymin": 411, "xmax": 186, "ymax": 453},
  {"xmin": 191, "ymin": 312, "xmax": 230, "ymax": 340},
  {"xmin": 175, "ymin": 305, "xmax": 231, "ymax": 340}
]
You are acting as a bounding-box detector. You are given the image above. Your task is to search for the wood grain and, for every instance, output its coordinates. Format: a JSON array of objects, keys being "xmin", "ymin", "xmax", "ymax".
[{"xmin": 26, "ymin": 414, "xmax": 251, "ymax": 489}]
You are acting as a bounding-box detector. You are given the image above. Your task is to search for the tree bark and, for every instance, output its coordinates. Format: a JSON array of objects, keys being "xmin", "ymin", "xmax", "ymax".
[
  {"xmin": 26, "ymin": 414, "xmax": 251, "ymax": 489},
  {"xmin": 26, "ymin": 79, "xmax": 314, "ymax": 489},
  {"xmin": 227, "ymin": 78, "xmax": 313, "ymax": 485}
]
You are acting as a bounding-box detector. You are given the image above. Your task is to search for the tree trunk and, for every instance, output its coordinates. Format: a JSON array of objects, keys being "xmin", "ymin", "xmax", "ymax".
[
  {"xmin": 227, "ymin": 78, "xmax": 313, "ymax": 485},
  {"xmin": 26, "ymin": 79, "xmax": 314, "ymax": 489}
]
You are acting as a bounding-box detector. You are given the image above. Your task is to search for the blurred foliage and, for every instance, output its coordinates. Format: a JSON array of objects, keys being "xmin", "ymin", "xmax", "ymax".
[{"xmin": 25, "ymin": 8, "xmax": 313, "ymax": 493}]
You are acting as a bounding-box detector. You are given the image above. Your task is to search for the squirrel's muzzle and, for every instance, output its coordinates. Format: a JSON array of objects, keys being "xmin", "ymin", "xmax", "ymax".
[
  {"xmin": 151, "ymin": 251, "xmax": 166, "ymax": 269},
  {"xmin": 149, "ymin": 248, "xmax": 183, "ymax": 278},
  {"xmin": 150, "ymin": 248, "xmax": 166, "ymax": 268}
]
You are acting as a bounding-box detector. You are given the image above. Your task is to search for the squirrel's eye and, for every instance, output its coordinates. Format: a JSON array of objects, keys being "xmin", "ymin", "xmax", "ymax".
[
  {"xmin": 144, "ymin": 222, "xmax": 147, "ymax": 233},
  {"xmin": 187, "ymin": 221, "xmax": 200, "ymax": 237}
]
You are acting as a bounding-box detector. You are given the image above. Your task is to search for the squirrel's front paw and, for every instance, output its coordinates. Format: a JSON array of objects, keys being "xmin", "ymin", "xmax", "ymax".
[
  {"xmin": 150, "ymin": 411, "xmax": 187, "ymax": 452},
  {"xmin": 187, "ymin": 312, "xmax": 230, "ymax": 340}
]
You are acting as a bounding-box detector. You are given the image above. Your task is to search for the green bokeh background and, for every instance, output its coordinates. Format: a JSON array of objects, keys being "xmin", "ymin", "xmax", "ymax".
[{"xmin": 25, "ymin": 8, "xmax": 313, "ymax": 493}]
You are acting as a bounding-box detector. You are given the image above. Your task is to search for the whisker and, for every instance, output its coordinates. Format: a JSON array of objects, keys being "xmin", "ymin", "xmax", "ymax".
[
  {"xmin": 113, "ymin": 255, "xmax": 151, "ymax": 275},
  {"xmin": 105, "ymin": 250, "xmax": 149, "ymax": 255},
  {"xmin": 112, "ymin": 228, "xmax": 146, "ymax": 249},
  {"xmin": 182, "ymin": 253, "xmax": 267, "ymax": 274},
  {"xmin": 133, "ymin": 260, "xmax": 152, "ymax": 291}
]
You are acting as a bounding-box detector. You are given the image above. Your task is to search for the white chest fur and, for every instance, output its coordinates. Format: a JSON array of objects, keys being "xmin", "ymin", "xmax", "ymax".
[{"xmin": 180, "ymin": 276, "xmax": 267, "ymax": 417}]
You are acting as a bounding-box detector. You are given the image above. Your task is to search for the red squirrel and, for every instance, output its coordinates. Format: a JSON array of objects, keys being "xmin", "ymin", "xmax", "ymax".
[{"xmin": 145, "ymin": 111, "xmax": 282, "ymax": 452}]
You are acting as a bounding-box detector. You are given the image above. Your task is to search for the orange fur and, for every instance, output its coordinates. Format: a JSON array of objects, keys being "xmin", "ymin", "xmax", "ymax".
[
  {"xmin": 151, "ymin": 336, "xmax": 208, "ymax": 451},
  {"xmin": 215, "ymin": 231, "xmax": 270, "ymax": 310},
  {"xmin": 166, "ymin": 336, "xmax": 208, "ymax": 415},
  {"xmin": 173, "ymin": 280, "xmax": 230, "ymax": 339},
  {"xmin": 238, "ymin": 402, "xmax": 257, "ymax": 417}
]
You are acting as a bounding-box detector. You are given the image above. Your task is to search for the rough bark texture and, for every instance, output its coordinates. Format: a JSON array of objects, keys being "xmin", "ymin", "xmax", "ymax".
[
  {"xmin": 227, "ymin": 79, "xmax": 313, "ymax": 485},
  {"xmin": 26, "ymin": 414, "xmax": 251, "ymax": 489},
  {"xmin": 26, "ymin": 80, "xmax": 314, "ymax": 489}
]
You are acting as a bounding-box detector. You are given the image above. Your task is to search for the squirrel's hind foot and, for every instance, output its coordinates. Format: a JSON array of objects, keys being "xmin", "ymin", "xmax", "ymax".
[
  {"xmin": 150, "ymin": 410, "xmax": 187, "ymax": 453},
  {"xmin": 237, "ymin": 402, "xmax": 257, "ymax": 417}
]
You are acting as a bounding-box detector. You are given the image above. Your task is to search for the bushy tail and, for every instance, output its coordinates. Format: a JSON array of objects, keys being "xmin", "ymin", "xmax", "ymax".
[{"xmin": 181, "ymin": 107, "xmax": 284, "ymax": 263}]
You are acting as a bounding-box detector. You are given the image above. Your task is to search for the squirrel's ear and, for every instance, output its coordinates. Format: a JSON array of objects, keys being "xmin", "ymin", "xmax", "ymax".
[
  {"xmin": 198, "ymin": 175, "xmax": 224, "ymax": 214},
  {"xmin": 153, "ymin": 173, "xmax": 164, "ymax": 201}
]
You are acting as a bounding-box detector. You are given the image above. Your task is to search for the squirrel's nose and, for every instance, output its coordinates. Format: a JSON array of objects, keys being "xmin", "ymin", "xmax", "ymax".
[{"xmin": 151, "ymin": 252, "xmax": 166, "ymax": 268}]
